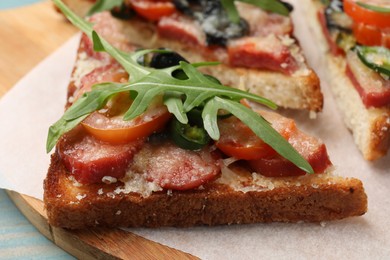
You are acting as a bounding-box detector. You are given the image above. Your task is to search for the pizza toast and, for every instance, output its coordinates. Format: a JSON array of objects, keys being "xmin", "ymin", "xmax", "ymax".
[
  {"xmin": 43, "ymin": 0, "xmax": 367, "ymax": 229},
  {"xmin": 302, "ymin": 0, "xmax": 390, "ymax": 160},
  {"xmin": 59, "ymin": 0, "xmax": 324, "ymax": 112}
]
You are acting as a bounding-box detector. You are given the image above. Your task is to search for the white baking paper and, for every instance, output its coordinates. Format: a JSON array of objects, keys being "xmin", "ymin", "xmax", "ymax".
[
  {"xmin": 1, "ymin": 3, "xmax": 390, "ymax": 259},
  {"xmin": 0, "ymin": 35, "xmax": 80, "ymax": 200}
]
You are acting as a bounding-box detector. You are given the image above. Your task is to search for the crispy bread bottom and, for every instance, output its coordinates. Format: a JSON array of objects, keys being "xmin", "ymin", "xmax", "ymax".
[{"xmin": 44, "ymin": 153, "xmax": 367, "ymax": 229}]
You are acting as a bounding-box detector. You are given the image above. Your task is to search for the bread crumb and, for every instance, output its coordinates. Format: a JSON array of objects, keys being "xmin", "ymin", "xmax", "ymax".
[
  {"xmin": 76, "ymin": 193, "xmax": 87, "ymax": 200},
  {"xmin": 279, "ymin": 35, "xmax": 295, "ymax": 47},
  {"xmin": 56, "ymin": 194, "xmax": 62, "ymax": 198},
  {"xmin": 97, "ymin": 188, "xmax": 104, "ymax": 195},
  {"xmin": 309, "ymin": 111, "xmax": 317, "ymax": 119},
  {"xmin": 116, "ymin": 210, "xmax": 121, "ymax": 215},
  {"xmin": 68, "ymin": 176, "xmax": 82, "ymax": 187},
  {"xmin": 102, "ymin": 176, "xmax": 117, "ymax": 184},
  {"xmin": 106, "ymin": 192, "xmax": 116, "ymax": 199},
  {"xmin": 68, "ymin": 96, "xmax": 74, "ymax": 104}
]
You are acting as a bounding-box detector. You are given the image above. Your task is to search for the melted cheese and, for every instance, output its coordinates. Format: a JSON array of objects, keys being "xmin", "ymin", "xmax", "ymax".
[
  {"xmin": 70, "ymin": 52, "xmax": 108, "ymax": 89},
  {"xmin": 217, "ymin": 163, "xmax": 336, "ymax": 193},
  {"xmin": 278, "ymin": 35, "xmax": 311, "ymax": 77},
  {"xmin": 114, "ymin": 170, "xmax": 163, "ymax": 198}
]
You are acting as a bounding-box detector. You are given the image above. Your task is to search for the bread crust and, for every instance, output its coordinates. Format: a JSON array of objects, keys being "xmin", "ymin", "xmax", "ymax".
[
  {"xmin": 304, "ymin": 0, "xmax": 390, "ymax": 160},
  {"xmin": 44, "ymin": 153, "xmax": 367, "ymax": 229}
]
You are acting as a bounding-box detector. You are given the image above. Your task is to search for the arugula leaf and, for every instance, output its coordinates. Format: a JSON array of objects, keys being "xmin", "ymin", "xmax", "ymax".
[
  {"xmin": 356, "ymin": 1, "xmax": 390, "ymax": 13},
  {"xmin": 202, "ymin": 97, "xmax": 313, "ymax": 173},
  {"xmin": 87, "ymin": 0, "xmax": 123, "ymax": 16},
  {"xmin": 49, "ymin": 0, "xmax": 314, "ymax": 174},
  {"xmin": 239, "ymin": 0, "xmax": 290, "ymax": 16},
  {"xmin": 221, "ymin": 0, "xmax": 241, "ymax": 23},
  {"xmin": 221, "ymin": 0, "xmax": 290, "ymax": 20},
  {"xmin": 320, "ymin": 0, "xmax": 330, "ymax": 6},
  {"xmin": 121, "ymin": 62, "xmax": 277, "ymax": 121},
  {"xmin": 164, "ymin": 92, "xmax": 188, "ymax": 124}
]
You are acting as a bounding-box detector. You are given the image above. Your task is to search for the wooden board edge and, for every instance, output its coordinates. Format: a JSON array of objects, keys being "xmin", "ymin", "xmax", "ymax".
[{"xmin": 6, "ymin": 190, "xmax": 198, "ymax": 259}]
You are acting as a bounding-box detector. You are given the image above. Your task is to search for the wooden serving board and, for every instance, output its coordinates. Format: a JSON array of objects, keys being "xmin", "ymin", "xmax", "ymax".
[
  {"xmin": 6, "ymin": 191, "xmax": 196, "ymax": 259},
  {"xmin": 1, "ymin": 2, "xmax": 196, "ymax": 259}
]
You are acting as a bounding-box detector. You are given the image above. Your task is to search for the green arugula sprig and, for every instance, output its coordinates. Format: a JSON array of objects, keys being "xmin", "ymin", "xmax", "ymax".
[
  {"xmin": 50, "ymin": 0, "xmax": 314, "ymax": 174},
  {"xmin": 221, "ymin": 0, "xmax": 290, "ymax": 23},
  {"xmin": 87, "ymin": 0, "xmax": 123, "ymax": 16}
]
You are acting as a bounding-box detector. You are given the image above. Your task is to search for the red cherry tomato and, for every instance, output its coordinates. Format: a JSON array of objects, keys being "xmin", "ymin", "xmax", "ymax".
[
  {"xmin": 352, "ymin": 22, "xmax": 390, "ymax": 48},
  {"xmin": 129, "ymin": 0, "xmax": 176, "ymax": 21},
  {"xmin": 216, "ymin": 111, "xmax": 296, "ymax": 160},
  {"xmin": 82, "ymin": 96, "xmax": 171, "ymax": 144},
  {"xmin": 344, "ymin": 0, "xmax": 390, "ymax": 28}
]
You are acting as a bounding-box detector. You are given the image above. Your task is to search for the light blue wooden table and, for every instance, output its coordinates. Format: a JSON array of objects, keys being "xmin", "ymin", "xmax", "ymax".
[
  {"xmin": 0, "ymin": 190, "xmax": 73, "ymax": 259},
  {"xmin": 0, "ymin": 0, "xmax": 44, "ymax": 9},
  {"xmin": 0, "ymin": 2, "xmax": 73, "ymax": 259}
]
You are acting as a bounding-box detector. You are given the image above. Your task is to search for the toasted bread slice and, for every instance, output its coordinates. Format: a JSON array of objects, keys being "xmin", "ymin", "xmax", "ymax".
[
  {"xmin": 44, "ymin": 152, "xmax": 367, "ymax": 229},
  {"xmin": 302, "ymin": 0, "xmax": 390, "ymax": 160},
  {"xmin": 59, "ymin": 0, "xmax": 323, "ymax": 112},
  {"xmin": 44, "ymin": 1, "xmax": 367, "ymax": 229}
]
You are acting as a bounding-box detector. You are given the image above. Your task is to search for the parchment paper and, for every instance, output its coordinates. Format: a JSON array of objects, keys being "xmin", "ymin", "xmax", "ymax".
[{"xmin": 1, "ymin": 2, "xmax": 390, "ymax": 259}]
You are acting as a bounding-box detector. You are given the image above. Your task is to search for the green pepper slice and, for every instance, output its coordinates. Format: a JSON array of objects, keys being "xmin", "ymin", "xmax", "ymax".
[
  {"xmin": 355, "ymin": 45, "xmax": 390, "ymax": 77},
  {"xmin": 170, "ymin": 118, "xmax": 211, "ymax": 151}
]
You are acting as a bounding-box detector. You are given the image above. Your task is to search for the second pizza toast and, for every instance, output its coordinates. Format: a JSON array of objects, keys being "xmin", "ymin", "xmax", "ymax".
[{"xmin": 60, "ymin": 0, "xmax": 324, "ymax": 111}]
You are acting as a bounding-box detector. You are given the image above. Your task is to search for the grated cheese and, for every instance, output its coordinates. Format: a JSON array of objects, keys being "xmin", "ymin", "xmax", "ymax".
[
  {"xmin": 70, "ymin": 52, "xmax": 108, "ymax": 90},
  {"xmin": 114, "ymin": 170, "xmax": 163, "ymax": 198}
]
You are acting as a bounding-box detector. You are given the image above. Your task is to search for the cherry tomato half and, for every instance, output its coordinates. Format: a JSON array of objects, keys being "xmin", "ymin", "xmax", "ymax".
[
  {"xmin": 344, "ymin": 0, "xmax": 390, "ymax": 28},
  {"xmin": 216, "ymin": 111, "xmax": 296, "ymax": 160},
  {"xmin": 129, "ymin": 0, "xmax": 176, "ymax": 21},
  {"xmin": 352, "ymin": 22, "xmax": 390, "ymax": 48},
  {"xmin": 82, "ymin": 96, "xmax": 171, "ymax": 144}
]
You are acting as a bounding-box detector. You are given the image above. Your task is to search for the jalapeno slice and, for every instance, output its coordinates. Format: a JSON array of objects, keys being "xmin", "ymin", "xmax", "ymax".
[
  {"xmin": 170, "ymin": 118, "xmax": 211, "ymax": 150},
  {"xmin": 355, "ymin": 45, "xmax": 390, "ymax": 77},
  {"xmin": 170, "ymin": 107, "xmax": 211, "ymax": 150}
]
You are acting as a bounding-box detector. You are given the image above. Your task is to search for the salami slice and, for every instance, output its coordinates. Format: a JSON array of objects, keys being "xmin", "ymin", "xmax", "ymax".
[
  {"xmin": 129, "ymin": 141, "xmax": 221, "ymax": 190},
  {"xmin": 57, "ymin": 127, "xmax": 144, "ymax": 184}
]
